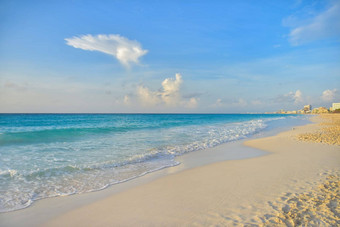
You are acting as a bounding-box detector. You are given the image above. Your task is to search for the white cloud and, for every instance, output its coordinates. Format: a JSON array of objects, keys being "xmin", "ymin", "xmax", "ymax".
[
  {"xmin": 288, "ymin": 1, "xmax": 340, "ymax": 45},
  {"xmin": 185, "ymin": 97, "xmax": 199, "ymax": 109},
  {"xmin": 134, "ymin": 73, "xmax": 198, "ymax": 109},
  {"xmin": 322, "ymin": 89, "xmax": 338, "ymax": 102},
  {"xmin": 137, "ymin": 85, "xmax": 161, "ymax": 106},
  {"xmin": 276, "ymin": 90, "xmax": 303, "ymax": 104},
  {"xmin": 161, "ymin": 73, "xmax": 182, "ymax": 106},
  {"xmin": 294, "ymin": 90, "xmax": 303, "ymax": 103},
  {"xmin": 65, "ymin": 34, "xmax": 148, "ymax": 67}
]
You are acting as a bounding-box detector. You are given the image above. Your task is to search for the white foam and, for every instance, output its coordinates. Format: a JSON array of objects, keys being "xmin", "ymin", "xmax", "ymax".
[{"xmin": 0, "ymin": 169, "xmax": 18, "ymax": 177}]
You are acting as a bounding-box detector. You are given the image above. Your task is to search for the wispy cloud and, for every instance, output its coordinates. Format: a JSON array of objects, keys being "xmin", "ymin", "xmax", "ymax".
[
  {"xmin": 251, "ymin": 100, "xmax": 263, "ymax": 106},
  {"xmin": 123, "ymin": 95, "xmax": 131, "ymax": 105},
  {"xmin": 213, "ymin": 98, "xmax": 224, "ymax": 108},
  {"xmin": 65, "ymin": 34, "xmax": 148, "ymax": 67},
  {"xmin": 321, "ymin": 89, "xmax": 338, "ymax": 102},
  {"xmin": 235, "ymin": 98, "xmax": 247, "ymax": 107},
  {"xmin": 287, "ymin": 1, "xmax": 340, "ymax": 45},
  {"xmin": 213, "ymin": 98, "xmax": 264, "ymax": 109},
  {"xmin": 2, "ymin": 81, "xmax": 28, "ymax": 91}
]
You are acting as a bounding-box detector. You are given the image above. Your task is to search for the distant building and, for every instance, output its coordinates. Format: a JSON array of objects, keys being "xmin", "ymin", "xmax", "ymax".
[
  {"xmin": 303, "ymin": 105, "xmax": 312, "ymax": 112},
  {"xmin": 330, "ymin": 103, "xmax": 340, "ymax": 111},
  {"xmin": 298, "ymin": 110, "xmax": 305, "ymax": 114},
  {"xmin": 312, "ymin": 107, "xmax": 329, "ymax": 114}
]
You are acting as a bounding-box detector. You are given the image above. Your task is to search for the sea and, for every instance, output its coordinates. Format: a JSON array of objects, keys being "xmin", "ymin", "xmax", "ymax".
[{"xmin": 0, "ymin": 113, "xmax": 310, "ymax": 212}]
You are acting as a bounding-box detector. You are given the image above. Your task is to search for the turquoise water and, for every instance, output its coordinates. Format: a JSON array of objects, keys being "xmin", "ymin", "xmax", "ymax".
[{"xmin": 0, "ymin": 114, "xmax": 309, "ymax": 212}]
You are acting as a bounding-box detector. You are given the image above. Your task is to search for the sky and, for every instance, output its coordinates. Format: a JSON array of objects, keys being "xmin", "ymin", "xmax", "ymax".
[{"xmin": 0, "ymin": 0, "xmax": 339, "ymax": 113}]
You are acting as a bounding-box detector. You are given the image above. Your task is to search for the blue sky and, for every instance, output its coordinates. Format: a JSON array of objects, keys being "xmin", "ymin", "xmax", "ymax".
[{"xmin": 0, "ymin": 0, "xmax": 339, "ymax": 113}]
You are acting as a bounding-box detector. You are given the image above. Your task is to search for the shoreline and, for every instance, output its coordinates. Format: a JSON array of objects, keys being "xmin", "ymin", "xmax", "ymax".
[
  {"xmin": 0, "ymin": 114, "xmax": 305, "ymax": 214},
  {"xmin": 0, "ymin": 134, "xmax": 269, "ymax": 226},
  {"xmin": 1, "ymin": 115, "xmax": 339, "ymax": 226},
  {"xmin": 0, "ymin": 115, "xmax": 305, "ymax": 214}
]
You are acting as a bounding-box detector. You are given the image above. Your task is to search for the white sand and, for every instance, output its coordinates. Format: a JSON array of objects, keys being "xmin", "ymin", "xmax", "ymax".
[{"xmin": 1, "ymin": 116, "xmax": 339, "ymax": 226}]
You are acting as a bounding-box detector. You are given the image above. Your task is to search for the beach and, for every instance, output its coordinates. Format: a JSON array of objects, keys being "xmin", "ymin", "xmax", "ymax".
[
  {"xmin": 2, "ymin": 0, "xmax": 339, "ymax": 226},
  {"xmin": 1, "ymin": 114, "xmax": 339, "ymax": 226}
]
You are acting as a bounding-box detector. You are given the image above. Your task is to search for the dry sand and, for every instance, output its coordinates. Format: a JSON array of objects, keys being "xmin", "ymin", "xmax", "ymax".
[
  {"xmin": 41, "ymin": 115, "xmax": 339, "ymax": 226},
  {"xmin": 297, "ymin": 114, "xmax": 340, "ymax": 145},
  {"xmin": 259, "ymin": 174, "xmax": 339, "ymax": 226}
]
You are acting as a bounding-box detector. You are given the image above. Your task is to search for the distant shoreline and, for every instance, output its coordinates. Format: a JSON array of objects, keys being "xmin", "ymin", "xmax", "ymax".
[{"xmin": 0, "ymin": 112, "xmax": 312, "ymax": 115}]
